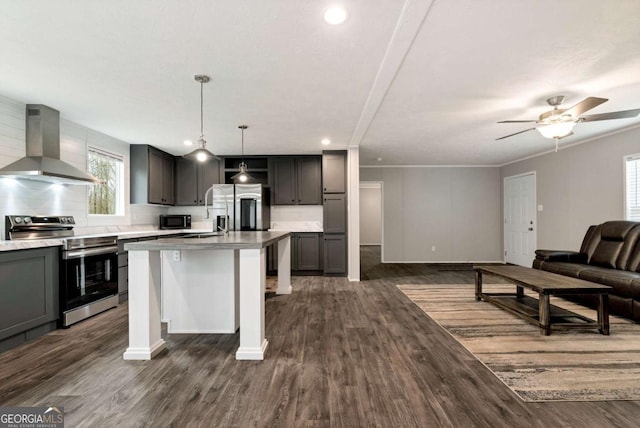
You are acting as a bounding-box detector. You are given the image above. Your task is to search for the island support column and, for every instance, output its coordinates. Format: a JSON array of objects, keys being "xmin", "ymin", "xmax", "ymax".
[
  {"xmin": 123, "ymin": 250, "xmax": 166, "ymax": 360},
  {"xmin": 277, "ymin": 235, "xmax": 292, "ymax": 294},
  {"xmin": 236, "ymin": 247, "xmax": 268, "ymax": 360}
]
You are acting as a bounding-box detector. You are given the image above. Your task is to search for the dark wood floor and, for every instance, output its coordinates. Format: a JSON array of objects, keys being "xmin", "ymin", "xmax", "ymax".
[{"xmin": 1, "ymin": 246, "xmax": 639, "ymax": 427}]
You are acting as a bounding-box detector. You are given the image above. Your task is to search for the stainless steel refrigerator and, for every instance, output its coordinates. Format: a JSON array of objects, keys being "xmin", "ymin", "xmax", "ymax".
[
  {"xmin": 206, "ymin": 184, "xmax": 235, "ymax": 232},
  {"xmin": 234, "ymin": 184, "xmax": 271, "ymax": 231}
]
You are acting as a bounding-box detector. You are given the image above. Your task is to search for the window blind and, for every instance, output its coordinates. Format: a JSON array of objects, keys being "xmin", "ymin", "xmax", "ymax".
[{"xmin": 626, "ymin": 154, "xmax": 640, "ymax": 221}]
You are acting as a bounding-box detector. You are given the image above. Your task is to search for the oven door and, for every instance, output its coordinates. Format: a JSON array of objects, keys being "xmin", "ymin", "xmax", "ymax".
[{"xmin": 60, "ymin": 247, "xmax": 118, "ymax": 312}]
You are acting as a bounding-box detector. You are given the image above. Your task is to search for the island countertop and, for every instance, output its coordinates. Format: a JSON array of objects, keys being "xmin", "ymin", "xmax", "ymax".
[{"xmin": 124, "ymin": 231, "xmax": 291, "ymax": 251}]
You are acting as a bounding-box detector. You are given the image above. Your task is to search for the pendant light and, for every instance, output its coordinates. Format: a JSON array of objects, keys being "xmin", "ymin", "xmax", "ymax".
[
  {"xmin": 184, "ymin": 74, "xmax": 215, "ymax": 162},
  {"xmin": 231, "ymin": 125, "xmax": 254, "ymax": 183}
]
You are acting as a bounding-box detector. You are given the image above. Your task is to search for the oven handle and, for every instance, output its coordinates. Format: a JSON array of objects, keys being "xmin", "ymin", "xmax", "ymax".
[{"xmin": 62, "ymin": 245, "xmax": 118, "ymax": 260}]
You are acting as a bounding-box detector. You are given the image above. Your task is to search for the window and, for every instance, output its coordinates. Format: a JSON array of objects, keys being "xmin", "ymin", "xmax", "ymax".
[
  {"xmin": 88, "ymin": 147, "xmax": 124, "ymax": 215},
  {"xmin": 625, "ymin": 154, "xmax": 640, "ymax": 221}
]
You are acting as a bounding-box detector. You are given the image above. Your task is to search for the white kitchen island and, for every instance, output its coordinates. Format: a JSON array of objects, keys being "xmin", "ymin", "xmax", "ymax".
[{"xmin": 122, "ymin": 231, "xmax": 291, "ymax": 361}]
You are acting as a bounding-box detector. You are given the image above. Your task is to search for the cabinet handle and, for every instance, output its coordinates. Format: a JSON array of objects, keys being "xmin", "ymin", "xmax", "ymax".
[{"xmin": 324, "ymin": 187, "xmax": 327, "ymax": 191}]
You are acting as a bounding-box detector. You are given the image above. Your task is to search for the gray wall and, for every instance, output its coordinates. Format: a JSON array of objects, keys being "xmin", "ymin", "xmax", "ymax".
[
  {"xmin": 360, "ymin": 167, "xmax": 502, "ymax": 262},
  {"xmin": 359, "ymin": 185, "xmax": 381, "ymax": 245},
  {"xmin": 501, "ymin": 126, "xmax": 640, "ymax": 251}
]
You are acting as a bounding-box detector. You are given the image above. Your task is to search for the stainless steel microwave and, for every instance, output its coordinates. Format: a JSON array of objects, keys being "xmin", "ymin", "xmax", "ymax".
[{"xmin": 159, "ymin": 214, "xmax": 191, "ymax": 230}]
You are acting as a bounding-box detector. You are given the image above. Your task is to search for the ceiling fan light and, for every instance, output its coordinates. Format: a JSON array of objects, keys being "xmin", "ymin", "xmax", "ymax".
[{"xmin": 536, "ymin": 122, "xmax": 576, "ymax": 139}]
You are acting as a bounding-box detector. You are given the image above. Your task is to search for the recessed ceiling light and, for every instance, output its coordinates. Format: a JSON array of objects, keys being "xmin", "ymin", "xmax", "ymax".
[
  {"xmin": 324, "ymin": 7, "xmax": 348, "ymax": 25},
  {"xmin": 321, "ymin": 138, "xmax": 331, "ymax": 145},
  {"xmin": 183, "ymin": 139, "xmax": 193, "ymax": 146}
]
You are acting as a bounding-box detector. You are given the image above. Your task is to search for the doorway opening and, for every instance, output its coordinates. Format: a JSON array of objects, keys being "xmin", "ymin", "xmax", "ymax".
[{"xmin": 360, "ymin": 181, "xmax": 383, "ymax": 277}]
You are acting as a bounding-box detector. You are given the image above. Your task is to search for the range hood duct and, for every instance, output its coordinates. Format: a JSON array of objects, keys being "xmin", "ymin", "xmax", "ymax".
[{"xmin": 0, "ymin": 104, "xmax": 102, "ymax": 185}]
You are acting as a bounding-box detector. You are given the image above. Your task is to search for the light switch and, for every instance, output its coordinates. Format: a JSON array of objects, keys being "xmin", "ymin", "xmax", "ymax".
[{"xmin": 537, "ymin": 204, "xmax": 543, "ymax": 212}]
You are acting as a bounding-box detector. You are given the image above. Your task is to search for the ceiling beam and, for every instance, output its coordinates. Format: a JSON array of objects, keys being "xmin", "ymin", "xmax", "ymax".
[{"xmin": 348, "ymin": 0, "xmax": 435, "ymax": 146}]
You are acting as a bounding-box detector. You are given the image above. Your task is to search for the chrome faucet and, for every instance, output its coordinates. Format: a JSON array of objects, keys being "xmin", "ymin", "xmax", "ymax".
[{"xmin": 203, "ymin": 184, "xmax": 230, "ymax": 234}]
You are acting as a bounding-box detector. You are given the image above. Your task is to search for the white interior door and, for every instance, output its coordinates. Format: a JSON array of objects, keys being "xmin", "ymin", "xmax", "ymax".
[{"xmin": 504, "ymin": 173, "xmax": 536, "ymax": 266}]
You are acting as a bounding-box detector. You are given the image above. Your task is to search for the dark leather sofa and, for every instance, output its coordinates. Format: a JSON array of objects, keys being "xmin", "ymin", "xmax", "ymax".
[{"xmin": 533, "ymin": 221, "xmax": 640, "ymax": 322}]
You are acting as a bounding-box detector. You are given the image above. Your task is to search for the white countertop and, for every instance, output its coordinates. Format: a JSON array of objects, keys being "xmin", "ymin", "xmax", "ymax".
[
  {"xmin": 0, "ymin": 228, "xmax": 211, "ymax": 252},
  {"xmin": 0, "ymin": 222, "xmax": 322, "ymax": 252},
  {"xmin": 125, "ymin": 231, "xmax": 291, "ymax": 251}
]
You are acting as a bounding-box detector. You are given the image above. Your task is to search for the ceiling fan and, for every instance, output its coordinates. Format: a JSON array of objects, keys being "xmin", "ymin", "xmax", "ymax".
[{"xmin": 496, "ymin": 95, "xmax": 640, "ymax": 150}]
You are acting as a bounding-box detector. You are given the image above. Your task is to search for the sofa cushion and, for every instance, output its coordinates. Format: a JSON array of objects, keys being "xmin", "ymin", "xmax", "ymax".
[
  {"xmin": 536, "ymin": 261, "xmax": 588, "ymax": 278},
  {"xmin": 588, "ymin": 221, "xmax": 640, "ymax": 269},
  {"xmin": 633, "ymin": 300, "xmax": 640, "ymax": 322},
  {"xmin": 578, "ymin": 266, "xmax": 640, "ymax": 299},
  {"xmin": 610, "ymin": 294, "xmax": 635, "ymax": 320}
]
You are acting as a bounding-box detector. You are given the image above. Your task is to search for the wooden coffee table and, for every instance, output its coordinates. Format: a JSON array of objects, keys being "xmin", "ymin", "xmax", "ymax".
[{"xmin": 473, "ymin": 265, "xmax": 611, "ymax": 335}]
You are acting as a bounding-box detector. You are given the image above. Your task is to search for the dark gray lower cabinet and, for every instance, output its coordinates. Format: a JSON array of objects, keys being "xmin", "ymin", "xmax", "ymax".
[
  {"xmin": 0, "ymin": 247, "xmax": 59, "ymax": 353},
  {"xmin": 323, "ymin": 234, "xmax": 346, "ymax": 275},
  {"xmin": 117, "ymin": 238, "xmax": 135, "ymax": 303},
  {"xmin": 295, "ymin": 233, "xmax": 323, "ymax": 271},
  {"xmin": 117, "ymin": 236, "xmax": 160, "ymax": 303},
  {"xmin": 267, "ymin": 233, "xmax": 323, "ymax": 274}
]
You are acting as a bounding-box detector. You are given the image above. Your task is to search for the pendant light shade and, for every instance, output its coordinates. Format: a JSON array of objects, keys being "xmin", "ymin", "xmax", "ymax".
[
  {"xmin": 184, "ymin": 74, "xmax": 216, "ymax": 162},
  {"xmin": 231, "ymin": 125, "xmax": 254, "ymax": 183}
]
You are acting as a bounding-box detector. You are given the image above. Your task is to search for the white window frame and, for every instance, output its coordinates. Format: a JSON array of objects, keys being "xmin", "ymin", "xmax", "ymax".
[
  {"xmin": 87, "ymin": 146, "xmax": 125, "ymax": 217},
  {"xmin": 624, "ymin": 153, "xmax": 640, "ymax": 221}
]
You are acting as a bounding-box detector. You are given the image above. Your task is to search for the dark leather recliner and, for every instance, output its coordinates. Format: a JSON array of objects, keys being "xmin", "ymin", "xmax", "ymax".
[{"xmin": 533, "ymin": 221, "xmax": 640, "ymax": 321}]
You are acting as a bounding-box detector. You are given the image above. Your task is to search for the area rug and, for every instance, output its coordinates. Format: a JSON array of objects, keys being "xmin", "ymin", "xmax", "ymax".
[{"xmin": 397, "ymin": 283, "xmax": 640, "ymax": 402}]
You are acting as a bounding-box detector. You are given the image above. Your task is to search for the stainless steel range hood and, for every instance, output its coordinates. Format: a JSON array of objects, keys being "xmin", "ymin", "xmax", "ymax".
[{"xmin": 0, "ymin": 104, "xmax": 102, "ymax": 185}]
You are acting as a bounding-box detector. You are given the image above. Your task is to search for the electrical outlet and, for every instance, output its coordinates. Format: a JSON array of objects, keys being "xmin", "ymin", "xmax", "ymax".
[
  {"xmin": 431, "ymin": 246, "xmax": 436, "ymax": 252},
  {"xmin": 172, "ymin": 250, "xmax": 181, "ymax": 262}
]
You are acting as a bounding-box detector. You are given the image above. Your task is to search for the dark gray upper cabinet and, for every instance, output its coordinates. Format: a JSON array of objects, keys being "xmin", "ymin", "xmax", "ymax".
[
  {"xmin": 297, "ymin": 157, "xmax": 322, "ymax": 204},
  {"xmin": 0, "ymin": 247, "xmax": 58, "ymax": 345},
  {"xmin": 272, "ymin": 157, "xmax": 297, "ymax": 205},
  {"xmin": 323, "ymin": 194, "xmax": 346, "ymax": 233},
  {"xmin": 131, "ymin": 145, "xmax": 175, "ymax": 205},
  {"xmin": 322, "ymin": 151, "xmax": 346, "ymax": 193},
  {"xmin": 271, "ymin": 156, "xmax": 322, "ymax": 205},
  {"xmin": 175, "ymin": 157, "xmax": 221, "ymax": 205}
]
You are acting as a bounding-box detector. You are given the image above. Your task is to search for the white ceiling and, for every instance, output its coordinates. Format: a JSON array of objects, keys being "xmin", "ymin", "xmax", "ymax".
[{"xmin": 2, "ymin": 0, "xmax": 640, "ymax": 166}]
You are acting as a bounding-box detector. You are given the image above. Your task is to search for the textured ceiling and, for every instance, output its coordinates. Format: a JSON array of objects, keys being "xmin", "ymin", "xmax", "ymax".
[{"xmin": 1, "ymin": 0, "xmax": 640, "ymax": 166}]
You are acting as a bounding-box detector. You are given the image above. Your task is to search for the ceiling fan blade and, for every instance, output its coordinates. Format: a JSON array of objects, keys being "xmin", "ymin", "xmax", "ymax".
[
  {"xmin": 497, "ymin": 120, "xmax": 538, "ymax": 123},
  {"xmin": 580, "ymin": 109, "xmax": 640, "ymax": 122},
  {"xmin": 563, "ymin": 97, "xmax": 608, "ymax": 117},
  {"xmin": 496, "ymin": 128, "xmax": 536, "ymax": 140}
]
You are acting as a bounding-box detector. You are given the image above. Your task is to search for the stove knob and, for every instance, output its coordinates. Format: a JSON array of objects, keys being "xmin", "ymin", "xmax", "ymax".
[
  {"xmin": 60, "ymin": 217, "xmax": 67, "ymax": 223},
  {"xmin": 14, "ymin": 217, "xmax": 22, "ymax": 223},
  {"xmin": 67, "ymin": 217, "xmax": 74, "ymax": 224},
  {"xmin": 23, "ymin": 217, "xmax": 32, "ymax": 223}
]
